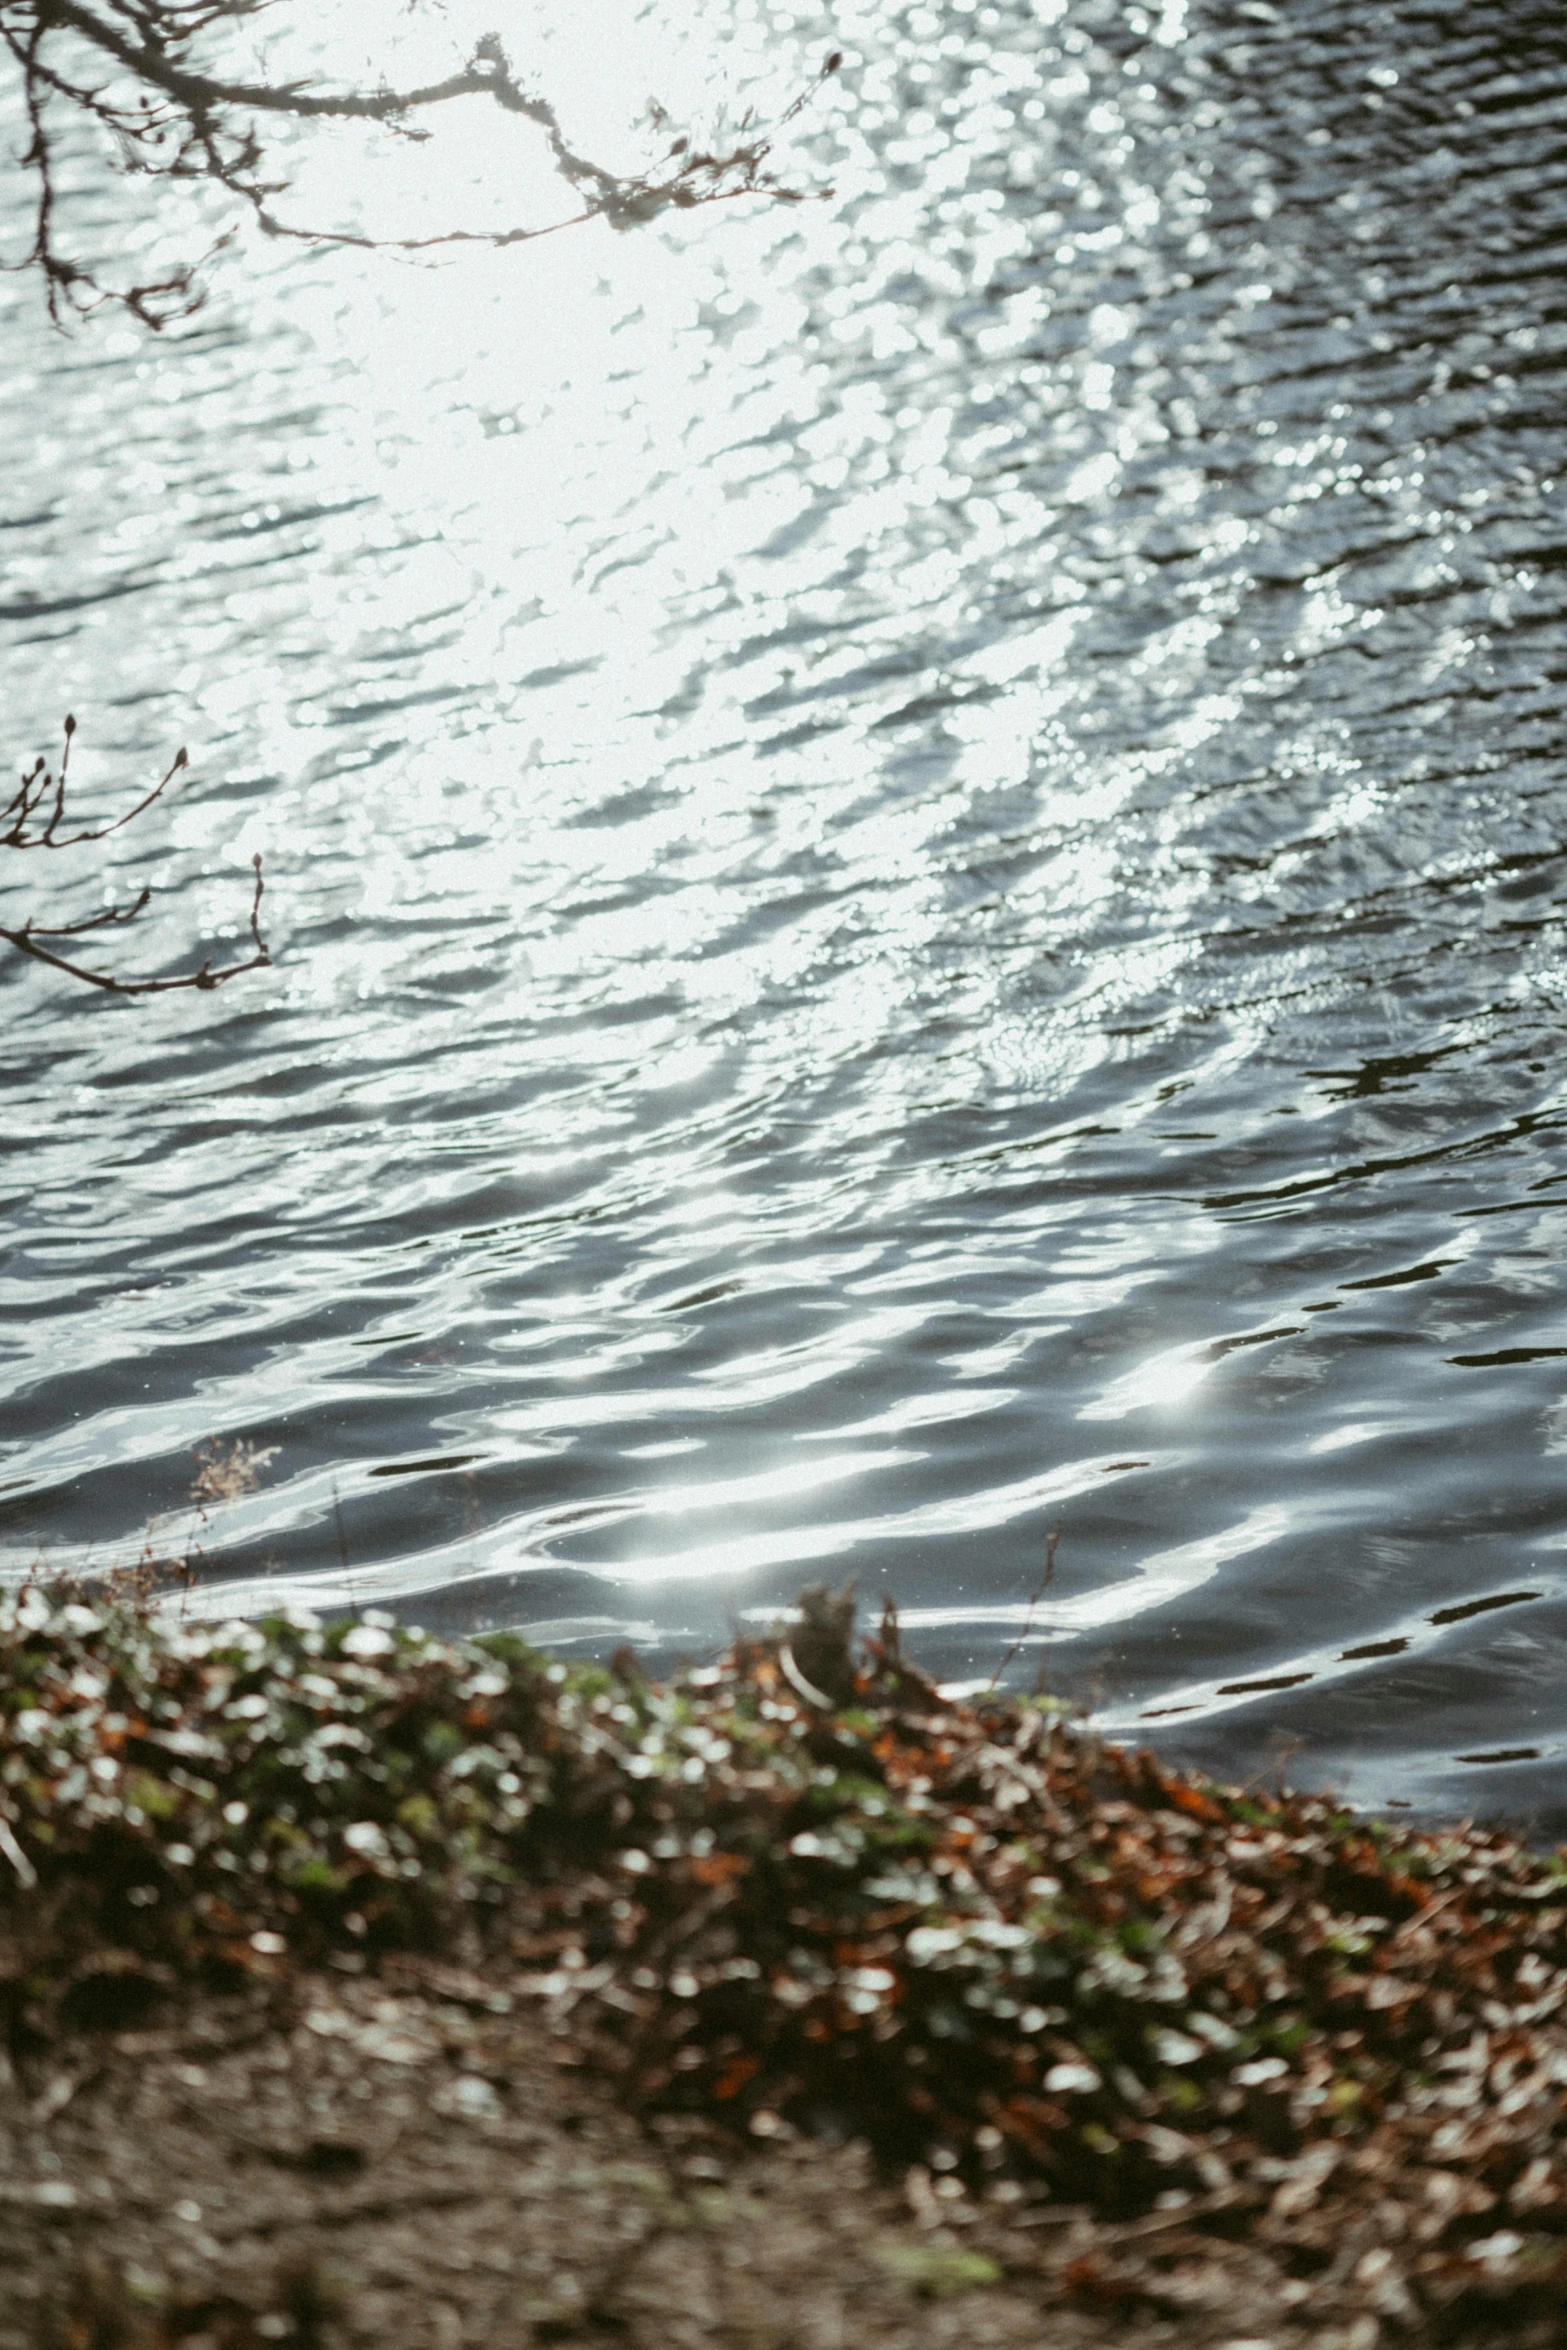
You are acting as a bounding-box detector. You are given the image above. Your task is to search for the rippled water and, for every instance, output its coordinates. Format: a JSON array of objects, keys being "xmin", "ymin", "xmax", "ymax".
[{"xmin": 4, "ymin": 0, "xmax": 1567, "ymax": 1821}]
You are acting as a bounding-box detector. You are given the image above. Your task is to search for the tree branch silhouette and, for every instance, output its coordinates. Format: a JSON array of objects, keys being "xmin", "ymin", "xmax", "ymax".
[
  {"xmin": 2, "ymin": 716, "xmax": 271, "ymax": 993},
  {"xmin": 0, "ymin": 1, "xmax": 841, "ymax": 325}
]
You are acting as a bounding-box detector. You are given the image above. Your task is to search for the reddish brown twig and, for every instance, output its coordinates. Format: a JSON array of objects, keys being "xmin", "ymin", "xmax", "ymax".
[{"xmin": 3, "ymin": 719, "xmax": 271, "ymax": 994}]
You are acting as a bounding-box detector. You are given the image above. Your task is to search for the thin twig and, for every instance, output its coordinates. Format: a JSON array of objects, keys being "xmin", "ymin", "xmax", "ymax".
[
  {"xmin": 0, "ymin": 6, "xmax": 843, "ymax": 325},
  {"xmin": 2, "ymin": 716, "xmax": 187, "ymax": 850},
  {"xmin": 988, "ymin": 1526, "xmax": 1060, "ymax": 1694},
  {"xmin": 0, "ymin": 854, "xmax": 269, "ymax": 994},
  {"xmin": 332, "ymin": 1483, "xmax": 361, "ymax": 1620},
  {"xmin": 3, "ymin": 720, "xmax": 271, "ymax": 994}
]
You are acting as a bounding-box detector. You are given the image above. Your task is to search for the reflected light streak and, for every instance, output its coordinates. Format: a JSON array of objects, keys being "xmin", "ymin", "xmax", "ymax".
[
  {"xmin": 1080, "ymin": 1340, "xmax": 1217, "ymax": 1420},
  {"xmin": 11, "ymin": 0, "xmax": 1566, "ymax": 1821},
  {"xmin": 894, "ymin": 1506, "xmax": 1287, "ymax": 1642},
  {"xmin": 615, "ymin": 1450, "xmax": 1168, "ymax": 1589}
]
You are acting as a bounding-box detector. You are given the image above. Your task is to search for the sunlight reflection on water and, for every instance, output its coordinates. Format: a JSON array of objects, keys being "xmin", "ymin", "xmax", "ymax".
[{"xmin": 5, "ymin": 0, "xmax": 1567, "ymax": 1821}]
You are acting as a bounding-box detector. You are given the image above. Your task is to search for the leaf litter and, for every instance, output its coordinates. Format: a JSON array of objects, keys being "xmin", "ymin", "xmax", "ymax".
[{"xmin": 4, "ymin": 1577, "xmax": 1567, "ymax": 2338}]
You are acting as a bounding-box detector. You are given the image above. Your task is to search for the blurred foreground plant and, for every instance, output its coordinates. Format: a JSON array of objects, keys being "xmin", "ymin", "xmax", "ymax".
[{"xmin": 5, "ymin": 1578, "xmax": 1567, "ymax": 2232}]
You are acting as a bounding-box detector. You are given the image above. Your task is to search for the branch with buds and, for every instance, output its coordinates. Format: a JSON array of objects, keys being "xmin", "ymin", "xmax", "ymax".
[
  {"xmin": 0, "ymin": 0, "xmax": 842, "ymax": 325},
  {"xmin": 2, "ymin": 717, "xmax": 270, "ymax": 994}
]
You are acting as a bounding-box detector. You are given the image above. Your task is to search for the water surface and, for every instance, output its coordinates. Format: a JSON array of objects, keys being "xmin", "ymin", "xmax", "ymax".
[{"xmin": 4, "ymin": 0, "xmax": 1567, "ymax": 1822}]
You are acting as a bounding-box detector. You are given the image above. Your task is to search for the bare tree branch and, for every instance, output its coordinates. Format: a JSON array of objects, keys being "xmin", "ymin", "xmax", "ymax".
[
  {"xmin": 2, "ymin": 712, "xmax": 187, "ymax": 848},
  {"xmin": 0, "ymin": 1, "xmax": 841, "ymax": 324},
  {"xmin": 2, "ymin": 718, "xmax": 272, "ymax": 994}
]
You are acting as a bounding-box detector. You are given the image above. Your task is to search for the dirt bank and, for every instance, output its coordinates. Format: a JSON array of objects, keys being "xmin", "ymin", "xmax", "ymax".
[{"xmin": 3, "ymin": 1583, "xmax": 1566, "ymax": 2346}]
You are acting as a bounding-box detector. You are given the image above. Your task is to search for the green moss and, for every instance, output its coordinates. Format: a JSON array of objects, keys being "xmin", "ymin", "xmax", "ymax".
[{"xmin": 872, "ymin": 2245, "xmax": 1002, "ymax": 2298}]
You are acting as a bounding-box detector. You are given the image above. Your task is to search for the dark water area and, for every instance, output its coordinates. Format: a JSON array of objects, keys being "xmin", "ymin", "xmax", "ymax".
[{"xmin": 3, "ymin": 0, "xmax": 1567, "ymax": 1823}]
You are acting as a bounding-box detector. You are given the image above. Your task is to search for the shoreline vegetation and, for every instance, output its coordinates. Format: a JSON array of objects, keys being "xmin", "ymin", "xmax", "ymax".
[{"xmin": 3, "ymin": 1581, "xmax": 1567, "ymax": 2347}]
